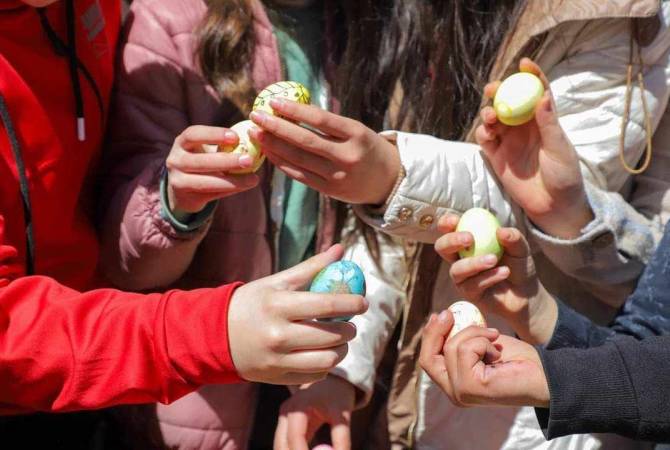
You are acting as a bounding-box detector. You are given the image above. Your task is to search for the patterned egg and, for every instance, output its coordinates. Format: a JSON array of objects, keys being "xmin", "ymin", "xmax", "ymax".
[
  {"xmin": 220, "ymin": 120, "xmax": 264, "ymax": 174},
  {"xmin": 456, "ymin": 207, "xmax": 503, "ymax": 261},
  {"xmin": 309, "ymin": 260, "xmax": 366, "ymax": 322},
  {"xmin": 253, "ymin": 81, "xmax": 311, "ymax": 116},
  {"xmin": 446, "ymin": 301, "xmax": 487, "ymax": 341},
  {"xmin": 493, "ymin": 72, "xmax": 545, "ymax": 126}
]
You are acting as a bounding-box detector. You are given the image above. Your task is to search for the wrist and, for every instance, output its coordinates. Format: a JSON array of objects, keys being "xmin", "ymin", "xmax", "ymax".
[
  {"xmin": 368, "ymin": 139, "xmax": 402, "ymax": 206},
  {"xmin": 515, "ymin": 286, "xmax": 558, "ymax": 345},
  {"xmin": 527, "ymin": 194, "xmax": 593, "ymax": 239}
]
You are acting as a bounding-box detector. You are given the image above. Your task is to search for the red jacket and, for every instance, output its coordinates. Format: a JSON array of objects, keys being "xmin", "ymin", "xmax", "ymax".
[{"xmin": 0, "ymin": 0, "xmax": 240, "ymax": 414}]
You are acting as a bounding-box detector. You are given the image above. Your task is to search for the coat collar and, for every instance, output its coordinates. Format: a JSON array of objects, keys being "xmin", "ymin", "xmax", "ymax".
[{"xmin": 491, "ymin": 0, "xmax": 661, "ymax": 82}]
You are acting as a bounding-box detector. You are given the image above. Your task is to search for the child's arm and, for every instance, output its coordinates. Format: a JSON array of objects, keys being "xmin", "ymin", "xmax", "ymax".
[
  {"xmin": 435, "ymin": 214, "xmax": 557, "ymax": 344},
  {"xmin": 99, "ymin": 1, "xmax": 254, "ymax": 291},
  {"xmin": 274, "ymin": 223, "xmax": 407, "ymax": 450},
  {"xmin": 418, "ymin": 311, "xmax": 670, "ymax": 442},
  {"xmin": 440, "ymin": 216, "xmax": 670, "ymax": 349},
  {"xmin": 250, "ymin": 11, "xmax": 670, "ymax": 306}
]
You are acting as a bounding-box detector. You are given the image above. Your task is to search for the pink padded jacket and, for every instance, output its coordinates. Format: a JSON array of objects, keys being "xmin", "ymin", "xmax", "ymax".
[{"xmin": 100, "ymin": 0, "xmax": 286, "ymax": 448}]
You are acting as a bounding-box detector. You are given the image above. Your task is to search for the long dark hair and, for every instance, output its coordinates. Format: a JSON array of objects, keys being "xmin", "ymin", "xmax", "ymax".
[
  {"xmin": 336, "ymin": 0, "xmax": 527, "ymax": 139},
  {"xmin": 196, "ymin": 0, "xmax": 527, "ymax": 261},
  {"xmin": 198, "ymin": 0, "xmax": 526, "ymax": 137}
]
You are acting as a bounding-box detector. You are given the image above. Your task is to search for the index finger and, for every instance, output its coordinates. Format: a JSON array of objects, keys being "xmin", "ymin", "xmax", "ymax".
[
  {"xmin": 176, "ymin": 125, "xmax": 239, "ymax": 151},
  {"xmin": 268, "ymin": 99, "xmax": 352, "ymax": 140},
  {"xmin": 274, "ymin": 411, "xmax": 290, "ymax": 450},
  {"xmin": 331, "ymin": 416, "xmax": 352, "ymax": 450},
  {"xmin": 278, "ymin": 291, "xmax": 368, "ymax": 321},
  {"xmin": 287, "ymin": 410, "xmax": 312, "ymax": 450},
  {"xmin": 519, "ymin": 57, "xmax": 550, "ymax": 90}
]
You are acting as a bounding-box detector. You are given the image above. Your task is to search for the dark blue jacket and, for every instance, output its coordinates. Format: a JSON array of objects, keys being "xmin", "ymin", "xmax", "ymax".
[{"xmin": 536, "ymin": 221, "xmax": 670, "ymax": 442}]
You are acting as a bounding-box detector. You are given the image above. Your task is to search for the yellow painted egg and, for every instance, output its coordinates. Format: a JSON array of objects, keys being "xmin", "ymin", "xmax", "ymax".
[
  {"xmin": 493, "ymin": 72, "xmax": 545, "ymax": 126},
  {"xmin": 220, "ymin": 120, "xmax": 264, "ymax": 174},
  {"xmin": 252, "ymin": 81, "xmax": 311, "ymax": 116},
  {"xmin": 456, "ymin": 207, "xmax": 503, "ymax": 261},
  {"xmin": 446, "ymin": 301, "xmax": 487, "ymax": 341}
]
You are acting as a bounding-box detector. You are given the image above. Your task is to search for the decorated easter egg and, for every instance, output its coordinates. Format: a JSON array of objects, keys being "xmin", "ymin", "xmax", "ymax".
[
  {"xmin": 456, "ymin": 208, "xmax": 503, "ymax": 261},
  {"xmin": 309, "ymin": 260, "xmax": 366, "ymax": 322},
  {"xmin": 493, "ymin": 72, "xmax": 545, "ymax": 126},
  {"xmin": 220, "ymin": 120, "xmax": 264, "ymax": 174},
  {"xmin": 446, "ymin": 301, "xmax": 487, "ymax": 341},
  {"xmin": 252, "ymin": 81, "xmax": 311, "ymax": 115}
]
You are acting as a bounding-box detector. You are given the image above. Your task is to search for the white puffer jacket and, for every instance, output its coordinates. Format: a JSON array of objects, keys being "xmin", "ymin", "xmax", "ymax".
[{"xmin": 332, "ymin": 2, "xmax": 670, "ymax": 449}]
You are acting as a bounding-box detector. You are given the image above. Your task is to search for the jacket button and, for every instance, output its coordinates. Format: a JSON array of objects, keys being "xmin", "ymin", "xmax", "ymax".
[
  {"xmin": 419, "ymin": 215, "xmax": 434, "ymax": 228},
  {"xmin": 399, "ymin": 207, "xmax": 413, "ymax": 221}
]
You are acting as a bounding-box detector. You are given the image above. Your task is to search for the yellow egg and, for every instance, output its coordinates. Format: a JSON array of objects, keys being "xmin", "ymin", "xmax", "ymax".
[
  {"xmin": 446, "ymin": 301, "xmax": 487, "ymax": 341},
  {"xmin": 220, "ymin": 120, "xmax": 264, "ymax": 174},
  {"xmin": 252, "ymin": 81, "xmax": 311, "ymax": 116},
  {"xmin": 493, "ymin": 72, "xmax": 545, "ymax": 126},
  {"xmin": 456, "ymin": 208, "xmax": 503, "ymax": 261}
]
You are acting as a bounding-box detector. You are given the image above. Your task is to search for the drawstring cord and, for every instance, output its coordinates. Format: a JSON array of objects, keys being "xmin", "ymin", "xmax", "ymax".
[
  {"xmin": 65, "ymin": 0, "xmax": 85, "ymax": 141},
  {"xmin": 619, "ymin": 22, "xmax": 654, "ymax": 175},
  {"xmin": 37, "ymin": 1, "xmax": 88, "ymax": 142},
  {"xmin": 0, "ymin": 95, "xmax": 35, "ymax": 275}
]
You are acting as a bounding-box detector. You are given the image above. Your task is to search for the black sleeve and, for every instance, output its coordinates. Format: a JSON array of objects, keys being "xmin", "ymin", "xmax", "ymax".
[
  {"xmin": 535, "ymin": 335, "xmax": 670, "ymax": 442},
  {"xmin": 545, "ymin": 221, "xmax": 670, "ymax": 351}
]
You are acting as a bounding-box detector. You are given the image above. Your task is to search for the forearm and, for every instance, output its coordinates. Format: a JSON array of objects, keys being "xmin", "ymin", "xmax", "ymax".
[
  {"xmin": 355, "ymin": 131, "xmax": 519, "ymax": 243},
  {"xmin": 537, "ymin": 335, "xmax": 670, "ymax": 441},
  {"xmin": 100, "ymin": 155, "xmax": 211, "ymax": 291},
  {"xmin": 0, "ymin": 276, "xmax": 240, "ymax": 413}
]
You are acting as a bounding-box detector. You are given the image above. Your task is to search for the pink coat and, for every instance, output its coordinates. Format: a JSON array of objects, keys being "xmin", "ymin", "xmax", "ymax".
[{"xmin": 101, "ymin": 0, "xmax": 286, "ymax": 448}]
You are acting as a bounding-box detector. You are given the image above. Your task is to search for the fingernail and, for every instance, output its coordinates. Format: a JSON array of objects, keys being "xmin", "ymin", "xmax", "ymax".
[
  {"xmin": 487, "ymin": 328, "xmax": 499, "ymax": 333},
  {"xmin": 269, "ymin": 98, "xmax": 285, "ymax": 109},
  {"xmin": 224, "ymin": 130, "xmax": 238, "ymax": 141},
  {"xmin": 483, "ymin": 254, "xmax": 498, "ymax": 265},
  {"xmin": 460, "ymin": 234, "xmax": 471, "ymax": 245},
  {"xmin": 438, "ymin": 310, "xmax": 450, "ymax": 323},
  {"xmin": 428, "ymin": 314, "xmax": 436, "ymax": 324},
  {"xmin": 238, "ymin": 155, "xmax": 254, "ymax": 167},
  {"xmin": 249, "ymin": 110, "xmax": 267, "ymax": 124}
]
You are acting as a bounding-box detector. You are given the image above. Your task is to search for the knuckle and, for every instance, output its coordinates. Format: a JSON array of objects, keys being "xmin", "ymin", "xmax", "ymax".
[
  {"xmin": 298, "ymin": 134, "xmax": 317, "ymax": 150},
  {"xmin": 264, "ymin": 326, "xmax": 286, "ymax": 351}
]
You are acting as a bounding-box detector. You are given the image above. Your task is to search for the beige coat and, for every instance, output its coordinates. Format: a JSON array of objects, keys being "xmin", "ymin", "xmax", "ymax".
[{"xmin": 340, "ymin": 1, "xmax": 670, "ymax": 448}]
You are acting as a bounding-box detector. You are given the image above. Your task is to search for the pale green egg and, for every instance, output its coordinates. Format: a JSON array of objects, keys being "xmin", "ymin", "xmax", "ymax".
[
  {"xmin": 456, "ymin": 207, "xmax": 503, "ymax": 261},
  {"xmin": 493, "ymin": 72, "xmax": 544, "ymax": 126}
]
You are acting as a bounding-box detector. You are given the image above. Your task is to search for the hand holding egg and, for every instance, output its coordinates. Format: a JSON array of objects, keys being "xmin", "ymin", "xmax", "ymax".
[
  {"xmin": 420, "ymin": 310, "xmax": 549, "ymax": 409},
  {"xmin": 436, "ymin": 213, "xmax": 558, "ymax": 345},
  {"xmin": 247, "ymin": 90, "xmax": 401, "ymax": 205},
  {"xmin": 475, "ymin": 57, "xmax": 592, "ymax": 240},
  {"xmin": 165, "ymin": 125, "xmax": 260, "ymax": 215}
]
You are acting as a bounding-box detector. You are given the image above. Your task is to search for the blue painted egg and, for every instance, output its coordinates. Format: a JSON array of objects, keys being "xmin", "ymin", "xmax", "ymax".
[{"xmin": 309, "ymin": 260, "xmax": 366, "ymax": 322}]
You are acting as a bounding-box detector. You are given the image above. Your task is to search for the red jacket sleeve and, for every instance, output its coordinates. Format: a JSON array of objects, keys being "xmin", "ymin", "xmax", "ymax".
[{"xmin": 0, "ymin": 227, "xmax": 242, "ymax": 414}]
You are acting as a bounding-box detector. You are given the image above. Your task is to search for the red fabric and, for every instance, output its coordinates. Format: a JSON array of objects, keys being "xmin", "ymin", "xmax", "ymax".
[
  {"xmin": 0, "ymin": 272, "xmax": 243, "ymax": 413},
  {"xmin": 0, "ymin": 1, "xmax": 241, "ymax": 413}
]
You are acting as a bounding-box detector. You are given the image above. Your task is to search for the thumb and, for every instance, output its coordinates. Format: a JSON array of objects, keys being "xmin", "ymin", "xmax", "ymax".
[
  {"xmin": 496, "ymin": 228, "xmax": 530, "ymax": 258},
  {"xmin": 271, "ymin": 244, "xmax": 345, "ymax": 291},
  {"xmin": 534, "ymin": 92, "xmax": 568, "ymax": 155}
]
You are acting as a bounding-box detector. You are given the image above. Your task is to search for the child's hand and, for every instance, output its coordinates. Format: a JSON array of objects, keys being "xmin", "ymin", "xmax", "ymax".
[
  {"xmin": 248, "ymin": 101, "xmax": 401, "ymax": 205},
  {"xmin": 228, "ymin": 245, "xmax": 368, "ymax": 385},
  {"xmin": 274, "ymin": 375, "xmax": 355, "ymax": 450},
  {"xmin": 475, "ymin": 58, "xmax": 593, "ymax": 239},
  {"xmin": 419, "ymin": 311, "xmax": 550, "ymax": 408},
  {"xmin": 166, "ymin": 126, "xmax": 260, "ymax": 214},
  {"xmin": 435, "ymin": 214, "xmax": 557, "ymax": 344}
]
